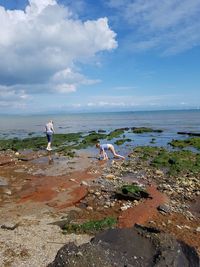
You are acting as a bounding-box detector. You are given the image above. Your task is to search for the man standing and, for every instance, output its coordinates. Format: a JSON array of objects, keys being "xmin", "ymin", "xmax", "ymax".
[{"xmin": 45, "ymin": 120, "xmax": 55, "ymax": 151}]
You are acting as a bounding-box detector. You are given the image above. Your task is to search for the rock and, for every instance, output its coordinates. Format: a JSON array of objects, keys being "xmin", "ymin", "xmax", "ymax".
[
  {"xmin": 48, "ymin": 226, "xmax": 200, "ymax": 267},
  {"xmin": 157, "ymin": 204, "xmax": 171, "ymax": 213},
  {"xmin": 88, "ymin": 189, "xmax": 95, "ymax": 194},
  {"xmin": 0, "ymin": 177, "xmax": 8, "ymax": 186},
  {"xmin": 105, "ymin": 174, "xmax": 115, "ymax": 180},
  {"xmin": 196, "ymin": 227, "xmax": 200, "ymax": 232},
  {"xmin": 120, "ymin": 205, "xmax": 129, "ymax": 211},
  {"xmin": 155, "ymin": 170, "xmax": 164, "ymax": 176},
  {"xmin": 4, "ymin": 189, "xmax": 12, "ymax": 195},
  {"xmin": 1, "ymin": 223, "xmax": 19, "ymax": 230},
  {"xmin": 86, "ymin": 206, "xmax": 93, "ymax": 211},
  {"xmin": 81, "ymin": 181, "xmax": 88, "ymax": 186},
  {"xmin": 105, "ymin": 201, "xmax": 111, "ymax": 207},
  {"xmin": 184, "ymin": 225, "xmax": 191, "ymax": 230},
  {"xmin": 69, "ymin": 178, "xmax": 76, "ymax": 182},
  {"xmin": 76, "ymin": 251, "xmax": 83, "ymax": 257}
]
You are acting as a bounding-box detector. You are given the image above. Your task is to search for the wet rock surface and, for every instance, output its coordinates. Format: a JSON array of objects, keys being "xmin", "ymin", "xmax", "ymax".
[{"xmin": 48, "ymin": 226, "xmax": 199, "ymax": 267}]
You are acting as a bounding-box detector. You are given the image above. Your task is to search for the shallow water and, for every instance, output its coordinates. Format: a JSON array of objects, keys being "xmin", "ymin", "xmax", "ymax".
[{"xmin": 0, "ymin": 110, "xmax": 199, "ymax": 138}]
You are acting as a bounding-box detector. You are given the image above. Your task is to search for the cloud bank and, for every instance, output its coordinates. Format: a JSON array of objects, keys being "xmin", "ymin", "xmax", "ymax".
[
  {"xmin": 0, "ymin": 0, "xmax": 117, "ymax": 106},
  {"xmin": 108, "ymin": 0, "xmax": 200, "ymax": 55}
]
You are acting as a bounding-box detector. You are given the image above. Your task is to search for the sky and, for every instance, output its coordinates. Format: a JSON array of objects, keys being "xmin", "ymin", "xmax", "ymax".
[{"xmin": 0, "ymin": 0, "xmax": 200, "ymax": 114}]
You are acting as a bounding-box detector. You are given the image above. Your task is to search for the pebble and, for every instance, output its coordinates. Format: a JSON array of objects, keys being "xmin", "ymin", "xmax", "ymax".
[
  {"xmin": 196, "ymin": 227, "xmax": 200, "ymax": 232},
  {"xmin": 81, "ymin": 181, "xmax": 88, "ymax": 186},
  {"xmin": 69, "ymin": 178, "xmax": 76, "ymax": 182},
  {"xmin": 76, "ymin": 251, "xmax": 83, "ymax": 257},
  {"xmin": 105, "ymin": 174, "xmax": 115, "ymax": 180},
  {"xmin": 86, "ymin": 206, "xmax": 93, "ymax": 211},
  {"xmin": 4, "ymin": 189, "xmax": 12, "ymax": 195},
  {"xmin": 155, "ymin": 170, "xmax": 164, "ymax": 176},
  {"xmin": 157, "ymin": 204, "xmax": 171, "ymax": 213}
]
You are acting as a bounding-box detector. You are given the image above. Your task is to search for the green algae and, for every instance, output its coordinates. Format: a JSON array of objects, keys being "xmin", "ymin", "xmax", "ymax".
[
  {"xmin": 62, "ymin": 217, "xmax": 117, "ymax": 234},
  {"xmin": 114, "ymin": 138, "xmax": 132, "ymax": 146},
  {"xmin": 0, "ymin": 133, "xmax": 83, "ymax": 152},
  {"xmin": 121, "ymin": 184, "xmax": 146, "ymax": 194},
  {"xmin": 152, "ymin": 150, "xmax": 200, "ymax": 175},
  {"xmin": 169, "ymin": 137, "xmax": 200, "ymax": 150},
  {"xmin": 72, "ymin": 132, "xmax": 107, "ymax": 150},
  {"xmin": 132, "ymin": 127, "xmax": 163, "ymax": 134},
  {"xmin": 132, "ymin": 145, "xmax": 200, "ymax": 176},
  {"xmin": 116, "ymin": 184, "xmax": 149, "ymax": 200},
  {"xmin": 106, "ymin": 129, "xmax": 125, "ymax": 140},
  {"xmin": 133, "ymin": 146, "xmax": 163, "ymax": 161},
  {"xmin": 0, "ymin": 137, "xmax": 46, "ymax": 151}
]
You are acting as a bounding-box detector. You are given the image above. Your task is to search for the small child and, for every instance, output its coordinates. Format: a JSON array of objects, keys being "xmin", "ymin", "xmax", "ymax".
[{"xmin": 96, "ymin": 143, "xmax": 125, "ymax": 160}]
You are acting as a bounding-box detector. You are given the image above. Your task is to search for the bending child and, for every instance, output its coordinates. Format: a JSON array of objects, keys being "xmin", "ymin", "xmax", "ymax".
[{"xmin": 96, "ymin": 143, "xmax": 125, "ymax": 160}]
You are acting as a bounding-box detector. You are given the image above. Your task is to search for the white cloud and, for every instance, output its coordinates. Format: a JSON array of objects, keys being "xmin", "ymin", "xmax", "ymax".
[
  {"xmin": 85, "ymin": 94, "xmax": 173, "ymax": 108},
  {"xmin": 0, "ymin": 85, "xmax": 30, "ymax": 110},
  {"xmin": 107, "ymin": 0, "xmax": 200, "ymax": 55},
  {"xmin": 0, "ymin": 0, "xmax": 117, "ymax": 104},
  {"xmin": 51, "ymin": 68, "xmax": 100, "ymax": 93}
]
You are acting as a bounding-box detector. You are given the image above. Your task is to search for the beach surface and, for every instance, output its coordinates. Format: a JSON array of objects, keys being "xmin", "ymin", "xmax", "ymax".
[{"xmin": 0, "ymin": 125, "xmax": 200, "ymax": 266}]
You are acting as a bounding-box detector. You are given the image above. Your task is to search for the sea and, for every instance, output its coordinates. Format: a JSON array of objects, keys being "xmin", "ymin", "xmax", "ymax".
[{"xmin": 0, "ymin": 110, "xmax": 199, "ymax": 151}]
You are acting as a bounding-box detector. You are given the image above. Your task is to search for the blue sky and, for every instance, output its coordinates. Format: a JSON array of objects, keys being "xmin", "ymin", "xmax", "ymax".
[{"xmin": 0, "ymin": 0, "xmax": 200, "ymax": 113}]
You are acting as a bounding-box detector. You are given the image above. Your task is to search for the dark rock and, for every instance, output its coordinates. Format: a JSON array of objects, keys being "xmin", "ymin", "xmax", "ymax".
[
  {"xmin": 48, "ymin": 226, "xmax": 199, "ymax": 267},
  {"xmin": 177, "ymin": 132, "xmax": 200, "ymax": 137},
  {"xmin": 157, "ymin": 204, "xmax": 171, "ymax": 214},
  {"xmin": 116, "ymin": 184, "xmax": 149, "ymax": 201},
  {"xmin": 1, "ymin": 223, "xmax": 19, "ymax": 230}
]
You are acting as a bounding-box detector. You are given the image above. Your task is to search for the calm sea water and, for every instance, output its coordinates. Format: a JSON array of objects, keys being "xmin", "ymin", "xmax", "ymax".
[{"xmin": 0, "ymin": 110, "xmax": 199, "ymax": 149}]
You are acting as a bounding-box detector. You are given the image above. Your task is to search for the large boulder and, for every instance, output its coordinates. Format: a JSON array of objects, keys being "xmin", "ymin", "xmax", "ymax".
[{"xmin": 48, "ymin": 225, "xmax": 199, "ymax": 267}]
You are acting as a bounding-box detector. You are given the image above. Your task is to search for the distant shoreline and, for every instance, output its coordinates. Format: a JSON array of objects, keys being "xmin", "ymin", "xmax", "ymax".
[{"xmin": 0, "ymin": 108, "xmax": 200, "ymax": 116}]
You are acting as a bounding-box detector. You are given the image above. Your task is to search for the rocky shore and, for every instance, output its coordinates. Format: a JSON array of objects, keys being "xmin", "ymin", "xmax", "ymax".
[{"xmin": 0, "ymin": 129, "xmax": 199, "ymax": 266}]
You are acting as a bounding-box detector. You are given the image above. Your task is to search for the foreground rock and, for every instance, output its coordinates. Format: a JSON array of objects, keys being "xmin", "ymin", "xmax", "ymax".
[{"xmin": 48, "ymin": 225, "xmax": 199, "ymax": 267}]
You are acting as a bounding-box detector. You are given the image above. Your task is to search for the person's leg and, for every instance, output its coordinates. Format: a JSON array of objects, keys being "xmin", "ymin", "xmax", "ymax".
[
  {"xmin": 109, "ymin": 145, "xmax": 125, "ymax": 159},
  {"xmin": 46, "ymin": 134, "xmax": 52, "ymax": 150}
]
